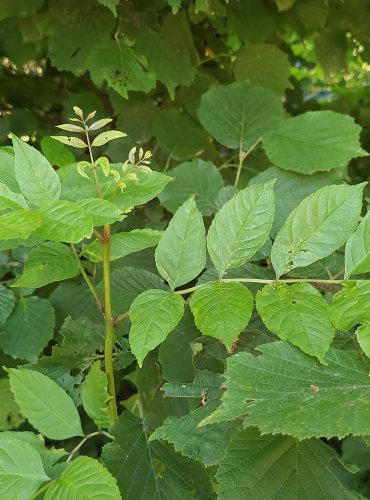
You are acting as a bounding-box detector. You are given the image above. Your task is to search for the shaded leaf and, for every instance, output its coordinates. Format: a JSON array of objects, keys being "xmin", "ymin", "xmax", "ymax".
[
  {"xmin": 0, "ymin": 379, "xmax": 24, "ymax": 431},
  {"xmin": 0, "ymin": 285, "xmax": 15, "ymax": 324},
  {"xmin": 81, "ymin": 361, "xmax": 112, "ymax": 429}
]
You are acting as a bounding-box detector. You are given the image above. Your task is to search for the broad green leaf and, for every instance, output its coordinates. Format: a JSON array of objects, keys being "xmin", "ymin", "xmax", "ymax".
[
  {"xmin": 35, "ymin": 200, "xmax": 93, "ymax": 243},
  {"xmin": 207, "ymin": 181, "xmax": 275, "ymax": 276},
  {"xmin": 44, "ymin": 456, "xmax": 121, "ymax": 499},
  {"xmin": 0, "ymin": 297, "xmax": 55, "ymax": 361},
  {"xmin": 271, "ymin": 183, "xmax": 365, "ymax": 278},
  {"xmin": 0, "ymin": 148, "xmax": 19, "ymax": 192},
  {"xmin": 163, "ymin": 370, "xmax": 224, "ymax": 400},
  {"xmin": 0, "ymin": 210, "xmax": 41, "ymax": 240},
  {"xmin": 202, "ymin": 341, "xmax": 370, "ymax": 438},
  {"xmin": 129, "ymin": 289, "xmax": 184, "ymax": 367},
  {"xmin": 12, "ymin": 242, "xmax": 79, "ymax": 288},
  {"xmin": 345, "ymin": 212, "xmax": 370, "ymax": 277},
  {"xmin": 77, "ymin": 198, "xmax": 123, "ymax": 226},
  {"xmin": 256, "ymin": 283, "xmax": 335, "ymax": 362},
  {"xmin": 155, "ymin": 197, "xmax": 206, "ymax": 290},
  {"xmin": 198, "ymin": 82, "xmax": 283, "ymax": 150},
  {"xmin": 0, "ymin": 379, "xmax": 24, "ymax": 431},
  {"xmin": 189, "ymin": 281, "xmax": 254, "ymax": 349},
  {"xmin": 91, "ymin": 130, "xmax": 127, "ymax": 147},
  {"xmin": 8, "ymin": 368, "xmax": 83, "ymax": 440},
  {"xmin": 262, "ymin": 111, "xmax": 366, "ymax": 174},
  {"xmin": 0, "ymin": 284, "xmax": 15, "ymax": 323},
  {"xmin": 329, "ymin": 281, "xmax": 370, "ymax": 357},
  {"xmin": 0, "ymin": 439, "xmax": 48, "ymax": 499},
  {"xmin": 150, "ymin": 400, "xmax": 237, "ymax": 467},
  {"xmin": 50, "ymin": 136, "xmax": 87, "ymax": 148},
  {"xmin": 0, "ymin": 431, "xmax": 66, "ymax": 476},
  {"xmin": 217, "ymin": 427, "xmax": 356, "ymax": 500},
  {"xmin": 315, "ymin": 28, "xmax": 348, "ymax": 74},
  {"xmin": 12, "ymin": 135, "xmax": 61, "ymax": 207},
  {"xmin": 102, "ymin": 412, "xmax": 214, "ymax": 499},
  {"xmin": 229, "ymin": 1, "xmax": 274, "ymax": 43},
  {"xmin": 83, "ymin": 229, "xmax": 162, "ymax": 263},
  {"xmin": 0, "ymin": 181, "xmax": 28, "ymax": 211},
  {"xmin": 234, "ymin": 43, "xmax": 292, "ymax": 95},
  {"xmin": 81, "ymin": 361, "xmax": 112, "ymax": 429},
  {"xmin": 41, "ymin": 136, "xmax": 75, "ymax": 168},
  {"xmin": 158, "ymin": 159, "xmax": 224, "ymax": 216},
  {"xmin": 249, "ymin": 166, "xmax": 343, "ymax": 237}
]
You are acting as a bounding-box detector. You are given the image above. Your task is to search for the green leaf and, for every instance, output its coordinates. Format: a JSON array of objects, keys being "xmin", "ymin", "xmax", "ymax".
[
  {"xmin": 0, "ymin": 209, "xmax": 41, "ymax": 240},
  {"xmin": 155, "ymin": 197, "xmax": 206, "ymax": 290},
  {"xmin": 202, "ymin": 341, "xmax": 370, "ymax": 438},
  {"xmin": 77, "ymin": 198, "xmax": 123, "ymax": 226},
  {"xmin": 0, "ymin": 284, "xmax": 15, "ymax": 323},
  {"xmin": 0, "ymin": 439, "xmax": 49, "ymax": 499},
  {"xmin": 315, "ymin": 28, "xmax": 348, "ymax": 74},
  {"xmin": 35, "ymin": 200, "xmax": 93, "ymax": 243},
  {"xmin": 41, "ymin": 137, "xmax": 75, "ymax": 167},
  {"xmin": 262, "ymin": 111, "xmax": 366, "ymax": 174},
  {"xmin": 0, "ymin": 379, "xmax": 24, "ymax": 431},
  {"xmin": 158, "ymin": 159, "xmax": 224, "ymax": 216},
  {"xmin": 81, "ymin": 361, "xmax": 112, "ymax": 429},
  {"xmin": 207, "ymin": 181, "xmax": 275, "ymax": 276},
  {"xmin": 129, "ymin": 289, "xmax": 184, "ymax": 367},
  {"xmin": 0, "ymin": 181, "xmax": 28, "ymax": 211},
  {"xmin": 329, "ymin": 281, "xmax": 370, "ymax": 357},
  {"xmin": 50, "ymin": 136, "xmax": 87, "ymax": 149},
  {"xmin": 256, "ymin": 283, "xmax": 335, "ymax": 362},
  {"xmin": 217, "ymin": 427, "xmax": 356, "ymax": 500},
  {"xmin": 102, "ymin": 412, "xmax": 214, "ymax": 499},
  {"xmin": 0, "ymin": 297, "xmax": 55, "ymax": 362},
  {"xmin": 150, "ymin": 400, "xmax": 237, "ymax": 467},
  {"xmin": 44, "ymin": 456, "xmax": 121, "ymax": 499},
  {"xmin": 12, "ymin": 135, "xmax": 61, "ymax": 207},
  {"xmin": 12, "ymin": 242, "xmax": 79, "ymax": 288},
  {"xmin": 7, "ymin": 368, "xmax": 84, "ymax": 440},
  {"xmin": 163, "ymin": 370, "xmax": 224, "ymax": 400},
  {"xmin": 91, "ymin": 130, "xmax": 127, "ymax": 147},
  {"xmin": 345, "ymin": 212, "xmax": 370, "ymax": 277},
  {"xmin": 190, "ymin": 281, "xmax": 254, "ymax": 350},
  {"xmin": 83, "ymin": 229, "xmax": 162, "ymax": 263},
  {"xmin": 198, "ymin": 82, "xmax": 283, "ymax": 149},
  {"xmin": 234, "ymin": 43, "xmax": 292, "ymax": 95},
  {"xmin": 97, "ymin": 0, "xmax": 120, "ymax": 15},
  {"xmin": 271, "ymin": 183, "xmax": 365, "ymax": 278}
]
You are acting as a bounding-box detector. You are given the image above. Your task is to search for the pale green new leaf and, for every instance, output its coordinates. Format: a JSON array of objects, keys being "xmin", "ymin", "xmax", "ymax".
[
  {"xmin": 81, "ymin": 361, "xmax": 112, "ymax": 429},
  {"xmin": 44, "ymin": 456, "xmax": 121, "ymax": 499},
  {"xmin": 83, "ymin": 229, "xmax": 162, "ymax": 263},
  {"xmin": 77, "ymin": 198, "xmax": 123, "ymax": 226},
  {"xmin": 129, "ymin": 289, "xmax": 184, "ymax": 367},
  {"xmin": 91, "ymin": 130, "xmax": 126, "ymax": 147},
  {"xmin": 150, "ymin": 400, "xmax": 237, "ymax": 467},
  {"xmin": 0, "ymin": 210, "xmax": 41, "ymax": 240},
  {"xmin": 12, "ymin": 135, "xmax": 61, "ymax": 206},
  {"xmin": 0, "ymin": 297, "xmax": 55, "ymax": 362},
  {"xmin": 0, "ymin": 380, "xmax": 24, "ymax": 431},
  {"xmin": 329, "ymin": 281, "xmax": 370, "ymax": 357},
  {"xmin": 50, "ymin": 136, "xmax": 88, "ymax": 149},
  {"xmin": 207, "ymin": 181, "xmax": 275, "ymax": 276},
  {"xmin": 0, "ymin": 440, "xmax": 49, "ymax": 499},
  {"xmin": 202, "ymin": 341, "xmax": 370, "ymax": 438},
  {"xmin": 345, "ymin": 212, "xmax": 370, "ymax": 277},
  {"xmin": 158, "ymin": 159, "xmax": 224, "ymax": 216},
  {"xmin": 198, "ymin": 82, "xmax": 283, "ymax": 149},
  {"xmin": 0, "ymin": 284, "xmax": 15, "ymax": 324},
  {"xmin": 7, "ymin": 368, "xmax": 83, "ymax": 440},
  {"xmin": 271, "ymin": 183, "xmax": 365, "ymax": 278},
  {"xmin": 155, "ymin": 197, "xmax": 206, "ymax": 290},
  {"xmin": 262, "ymin": 111, "xmax": 366, "ymax": 174},
  {"xmin": 217, "ymin": 427, "xmax": 357, "ymax": 500},
  {"xmin": 35, "ymin": 200, "xmax": 93, "ymax": 243},
  {"xmin": 256, "ymin": 283, "xmax": 335, "ymax": 362},
  {"xmin": 12, "ymin": 242, "xmax": 79, "ymax": 288},
  {"xmin": 189, "ymin": 281, "xmax": 253, "ymax": 349}
]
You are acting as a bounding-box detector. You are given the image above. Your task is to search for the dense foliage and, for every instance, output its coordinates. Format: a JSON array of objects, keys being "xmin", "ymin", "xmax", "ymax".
[{"xmin": 1, "ymin": 0, "xmax": 370, "ymax": 498}]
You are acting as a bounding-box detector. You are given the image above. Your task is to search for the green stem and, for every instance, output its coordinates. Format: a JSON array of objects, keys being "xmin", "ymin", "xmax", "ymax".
[
  {"xmin": 234, "ymin": 138, "xmax": 261, "ymax": 187},
  {"xmin": 102, "ymin": 224, "xmax": 118, "ymax": 422},
  {"xmin": 67, "ymin": 430, "xmax": 113, "ymax": 462},
  {"xmin": 71, "ymin": 244, "xmax": 104, "ymax": 314},
  {"xmin": 175, "ymin": 278, "xmax": 360, "ymax": 295},
  {"xmin": 30, "ymin": 480, "xmax": 55, "ymax": 499}
]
